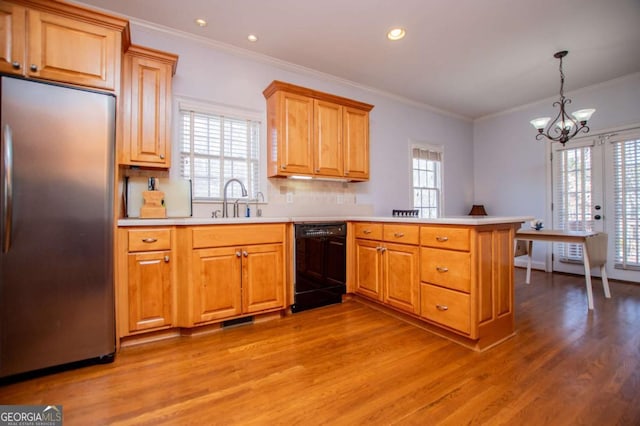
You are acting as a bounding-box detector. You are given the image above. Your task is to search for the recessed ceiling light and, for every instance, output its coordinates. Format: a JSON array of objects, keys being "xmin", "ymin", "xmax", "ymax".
[
  {"xmin": 195, "ymin": 18, "xmax": 207, "ymax": 27},
  {"xmin": 247, "ymin": 34, "xmax": 258, "ymax": 42},
  {"xmin": 387, "ymin": 27, "xmax": 406, "ymax": 41}
]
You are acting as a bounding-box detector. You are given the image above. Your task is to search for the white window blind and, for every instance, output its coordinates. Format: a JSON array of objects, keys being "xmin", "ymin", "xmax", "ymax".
[
  {"xmin": 613, "ymin": 138, "xmax": 640, "ymax": 269},
  {"xmin": 412, "ymin": 146, "xmax": 442, "ymax": 218},
  {"xmin": 553, "ymin": 144, "xmax": 594, "ymax": 262},
  {"xmin": 179, "ymin": 109, "xmax": 261, "ymax": 200}
]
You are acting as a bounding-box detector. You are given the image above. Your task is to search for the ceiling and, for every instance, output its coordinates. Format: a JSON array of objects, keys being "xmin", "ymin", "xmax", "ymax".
[{"xmin": 76, "ymin": 0, "xmax": 640, "ymax": 120}]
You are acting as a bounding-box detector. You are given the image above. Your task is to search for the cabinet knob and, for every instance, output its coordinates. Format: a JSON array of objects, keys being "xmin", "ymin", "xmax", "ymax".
[
  {"xmin": 435, "ymin": 236, "xmax": 449, "ymax": 242},
  {"xmin": 394, "ymin": 232, "xmax": 404, "ymax": 238},
  {"xmin": 363, "ymin": 229, "xmax": 372, "ymax": 234},
  {"xmin": 243, "ymin": 250, "xmax": 249, "ymax": 257},
  {"xmin": 159, "ymin": 154, "xmax": 165, "ymax": 160},
  {"xmin": 11, "ymin": 61, "xmax": 20, "ymax": 70},
  {"xmin": 436, "ymin": 266, "xmax": 449, "ymax": 273},
  {"xmin": 380, "ymin": 247, "xmax": 387, "ymax": 253},
  {"xmin": 29, "ymin": 64, "xmax": 38, "ymax": 72},
  {"xmin": 281, "ymin": 165, "xmax": 287, "ymax": 170},
  {"xmin": 236, "ymin": 251, "xmax": 242, "ymax": 257},
  {"xmin": 436, "ymin": 304, "xmax": 449, "ymax": 311},
  {"xmin": 142, "ymin": 237, "xmax": 158, "ymax": 243},
  {"xmin": 164, "ymin": 256, "xmax": 170, "ymax": 262}
]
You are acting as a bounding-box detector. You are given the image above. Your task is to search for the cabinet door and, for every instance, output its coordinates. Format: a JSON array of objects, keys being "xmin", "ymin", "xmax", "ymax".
[
  {"xmin": 27, "ymin": 10, "xmax": 119, "ymax": 90},
  {"xmin": 354, "ymin": 239, "xmax": 383, "ymax": 301},
  {"xmin": 278, "ymin": 91, "xmax": 314, "ymax": 174},
  {"xmin": 192, "ymin": 247, "xmax": 242, "ymax": 323},
  {"xmin": 122, "ymin": 51, "xmax": 173, "ymax": 167},
  {"xmin": 242, "ymin": 244, "xmax": 285, "ymax": 313},
  {"xmin": 343, "ymin": 106, "xmax": 369, "ymax": 180},
  {"xmin": 127, "ymin": 251, "xmax": 172, "ymax": 332},
  {"xmin": 0, "ymin": 3, "xmax": 25, "ymax": 76},
  {"xmin": 383, "ymin": 243, "xmax": 420, "ymax": 314},
  {"xmin": 314, "ymin": 99, "xmax": 343, "ymax": 177}
]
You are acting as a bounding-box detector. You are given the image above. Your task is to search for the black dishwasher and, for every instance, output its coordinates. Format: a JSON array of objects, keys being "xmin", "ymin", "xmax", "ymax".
[{"xmin": 292, "ymin": 223, "xmax": 347, "ymax": 313}]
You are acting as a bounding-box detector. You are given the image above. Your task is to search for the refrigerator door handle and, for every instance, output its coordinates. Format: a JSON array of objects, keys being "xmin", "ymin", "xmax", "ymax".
[{"xmin": 2, "ymin": 124, "xmax": 13, "ymax": 253}]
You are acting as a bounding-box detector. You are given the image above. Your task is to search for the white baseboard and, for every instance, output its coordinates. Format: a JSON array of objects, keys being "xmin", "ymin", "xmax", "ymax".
[{"xmin": 514, "ymin": 257, "xmax": 547, "ymax": 271}]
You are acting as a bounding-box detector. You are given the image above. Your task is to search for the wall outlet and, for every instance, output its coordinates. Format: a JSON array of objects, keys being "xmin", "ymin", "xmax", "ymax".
[{"xmin": 286, "ymin": 192, "xmax": 293, "ymax": 203}]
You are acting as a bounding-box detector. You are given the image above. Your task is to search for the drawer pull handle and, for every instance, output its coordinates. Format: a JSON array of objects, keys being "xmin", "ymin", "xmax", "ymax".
[
  {"xmin": 436, "ymin": 236, "xmax": 449, "ymax": 242},
  {"xmin": 363, "ymin": 229, "xmax": 372, "ymax": 234},
  {"xmin": 142, "ymin": 238, "xmax": 158, "ymax": 243},
  {"xmin": 436, "ymin": 266, "xmax": 449, "ymax": 273},
  {"xmin": 394, "ymin": 232, "xmax": 404, "ymax": 237},
  {"xmin": 436, "ymin": 304, "xmax": 449, "ymax": 311}
]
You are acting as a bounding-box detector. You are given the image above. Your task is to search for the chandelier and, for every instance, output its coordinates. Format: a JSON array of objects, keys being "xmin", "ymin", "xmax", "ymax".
[{"xmin": 530, "ymin": 50, "xmax": 595, "ymax": 146}]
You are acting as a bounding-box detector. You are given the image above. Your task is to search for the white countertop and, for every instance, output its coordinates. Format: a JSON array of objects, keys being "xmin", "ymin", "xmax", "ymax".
[{"xmin": 118, "ymin": 215, "xmax": 533, "ymax": 227}]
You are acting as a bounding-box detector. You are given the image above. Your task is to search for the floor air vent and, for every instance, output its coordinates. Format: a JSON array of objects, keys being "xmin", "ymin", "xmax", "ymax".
[{"xmin": 222, "ymin": 316, "xmax": 253, "ymax": 328}]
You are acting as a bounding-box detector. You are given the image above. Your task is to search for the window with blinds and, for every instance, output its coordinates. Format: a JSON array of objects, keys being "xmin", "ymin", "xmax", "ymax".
[
  {"xmin": 179, "ymin": 108, "xmax": 261, "ymax": 200},
  {"xmin": 553, "ymin": 144, "xmax": 594, "ymax": 262},
  {"xmin": 613, "ymin": 138, "xmax": 640, "ymax": 269},
  {"xmin": 412, "ymin": 145, "xmax": 443, "ymax": 218}
]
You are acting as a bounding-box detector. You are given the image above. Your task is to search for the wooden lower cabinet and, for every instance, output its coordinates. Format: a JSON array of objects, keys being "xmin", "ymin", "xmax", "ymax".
[
  {"xmin": 179, "ymin": 224, "xmax": 287, "ymax": 327},
  {"xmin": 127, "ymin": 250, "xmax": 172, "ymax": 332},
  {"xmin": 354, "ymin": 239, "xmax": 383, "ymax": 301},
  {"xmin": 191, "ymin": 243, "xmax": 285, "ymax": 324},
  {"xmin": 117, "ymin": 227, "xmax": 175, "ymax": 338},
  {"xmin": 384, "ymin": 243, "xmax": 420, "ymax": 314},
  {"xmin": 351, "ymin": 221, "xmax": 521, "ymax": 351},
  {"xmin": 192, "ymin": 247, "xmax": 243, "ymax": 322},
  {"xmin": 354, "ymin": 226, "xmax": 420, "ymax": 315},
  {"xmin": 242, "ymin": 243, "xmax": 286, "ymax": 313}
]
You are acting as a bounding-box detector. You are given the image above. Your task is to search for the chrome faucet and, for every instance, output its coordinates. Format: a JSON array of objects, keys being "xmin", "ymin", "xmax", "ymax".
[{"xmin": 222, "ymin": 178, "xmax": 248, "ymax": 217}]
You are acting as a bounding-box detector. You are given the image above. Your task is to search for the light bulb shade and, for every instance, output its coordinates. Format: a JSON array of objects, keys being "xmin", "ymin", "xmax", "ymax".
[
  {"xmin": 468, "ymin": 204, "xmax": 488, "ymax": 216},
  {"xmin": 530, "ymin": 117, "xmax": 551, "ymax": 130},
  {"xmin": 572, "ymin": 108, "xmax": 595, "ymax": 123},
  {"xmin": 555, "ymin": 120, "xmax": 575, "ymax": 131}
]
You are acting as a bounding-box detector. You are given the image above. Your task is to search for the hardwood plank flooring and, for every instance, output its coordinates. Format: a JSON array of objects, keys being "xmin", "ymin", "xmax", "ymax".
[{"xmin": 1, "ymin": 269, "xmax": 639, "ymax": 425}]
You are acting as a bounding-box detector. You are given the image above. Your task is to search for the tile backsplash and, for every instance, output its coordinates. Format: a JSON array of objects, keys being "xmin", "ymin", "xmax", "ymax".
[{"xmin": 192, "ymin": 179, "xmax": 373, "ymax": 218}]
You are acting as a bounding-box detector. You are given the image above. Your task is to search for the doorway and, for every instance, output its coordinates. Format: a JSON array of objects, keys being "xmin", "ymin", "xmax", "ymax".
[{"xmin": 551, "ymin": 127, "xmax": 640, "ymax": 282}]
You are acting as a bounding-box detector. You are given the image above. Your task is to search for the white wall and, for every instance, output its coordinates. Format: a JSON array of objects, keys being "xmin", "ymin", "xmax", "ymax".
[
  {"xmin": 473, "ymin": 72, "xmax": 640, "ymax": 268},
  {"xmin": 128, "ymin": 23, "xmax": 474, "ymax": 218}
]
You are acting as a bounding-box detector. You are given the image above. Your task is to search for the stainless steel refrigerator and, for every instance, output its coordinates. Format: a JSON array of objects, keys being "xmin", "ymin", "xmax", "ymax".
[{"xmin": 0, "ymin": 76, "xmax": 115, "ymax": 378}]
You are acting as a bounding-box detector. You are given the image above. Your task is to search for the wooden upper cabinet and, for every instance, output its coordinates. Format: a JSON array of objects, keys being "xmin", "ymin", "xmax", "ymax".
[
  {"xmin": 0, "ymin": 2, "xmax": 25, "ymax": 75},
  {"xmin": 263, "ymin": 80, "xmax": 373, "ymax": 181},
  {"xmin": 119, "ymin": 45, "xmax": 178, "ymax": 168},
  {"xmin": 343, "ymin": 106, "xmax": 369, "ymax": 180},
  {"xmin": 0, "ymin": 0, "xmax": 129, "ymax": 91},
  {"xmin": 314, "ymin": 99, "xmax": 343, "ymax": 177},
  {"xmin": 277, "ymin": 91, "xmax": 314, "ymax": 175}
]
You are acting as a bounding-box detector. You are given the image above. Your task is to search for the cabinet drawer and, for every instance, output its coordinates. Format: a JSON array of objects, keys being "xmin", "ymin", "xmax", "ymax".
[
  {"xmin": 421, "ymin": 247, "xmax": 471, "ymax": 293},
  {"xmin": 420, "ymin": 283, "xmax": 470, "ymax": 335},
  {"xmin": 353, "ymin": 222, "xmax": 383, "ymax": 240},
  {"xmin": 128, "ymin": 229, "xmax": 171, "ymax": 252},
  {"xmin": 420, "ymin": 226, "xmax": 470, "ymax": 251},
  {"xmin": 192, "ymin": 224, "xmax": 284, "ymax": 249},
  {"xmin": 383, "ymin": 224, "xmax": 419, "ymax": 245}
]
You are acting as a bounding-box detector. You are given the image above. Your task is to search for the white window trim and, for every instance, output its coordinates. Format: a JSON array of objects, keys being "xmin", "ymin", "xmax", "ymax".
[
  {"xmin": 409, "ymin": 140, "xmax": 445, "ymax": 218},
  {"xmin": 171, "ymin": 96, "xmax": 268, "ymax": 203}
]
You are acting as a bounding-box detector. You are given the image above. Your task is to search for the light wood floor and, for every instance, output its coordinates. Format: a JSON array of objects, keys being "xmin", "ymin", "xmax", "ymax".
[{"xmin": 1, "ymin": 269, "xmax": 639, "ymax": 425}]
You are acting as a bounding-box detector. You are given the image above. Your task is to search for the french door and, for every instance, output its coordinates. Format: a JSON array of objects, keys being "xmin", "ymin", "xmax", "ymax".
[{"xmin": 551, "ymin": 128, "xmax": 640, "ymax": 282}]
